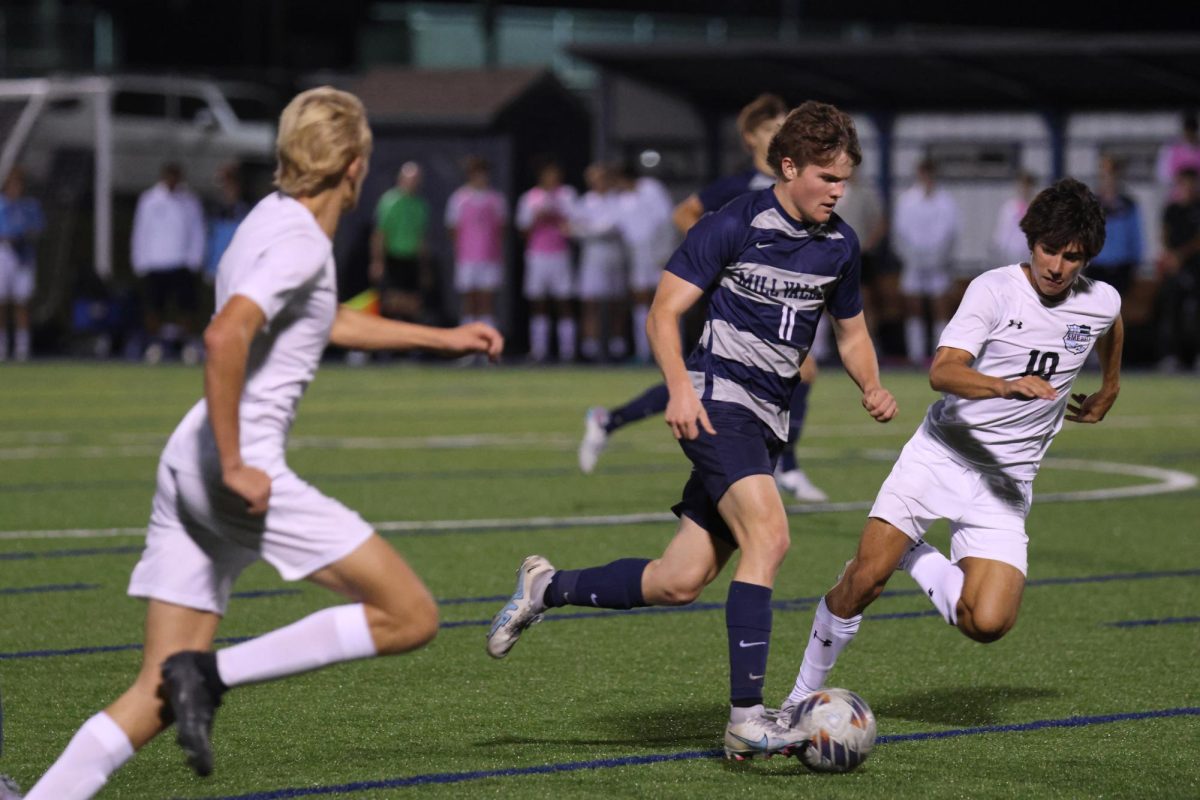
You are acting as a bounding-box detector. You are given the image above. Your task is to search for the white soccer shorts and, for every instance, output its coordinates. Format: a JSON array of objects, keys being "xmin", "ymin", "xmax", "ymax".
[
  {"xmin": 577, "ymin": 245, "xmax": 625, "ymax": 301},
  {"xmin": 522, "ymin": 251, "xmax": 574, "ymax": 300},
  {"xmin": 899, "ymin": 263, "xmax": 952, "ymax": 298},
  {"xmin": 128, "ymin": 461, "xmax": 375, "ymax": 614},
  {"xmin": 0, "ymin": 245, "xmax": 34, "ymax": 303},
  {"xmin": 454, "ymin": 259, "xmax": 504, "ymax": 293},
  {"xmin": 869, "ymin": 426, "xmax": 1032, "ymax": 575},
  {"xmin": 627, "ymin": 245, "xmax": 663, "ymax": 293}
]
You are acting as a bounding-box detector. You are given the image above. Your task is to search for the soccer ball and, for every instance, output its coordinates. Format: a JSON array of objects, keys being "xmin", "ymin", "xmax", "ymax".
[{"xmin": 787, "ymin": 688, "xmax": 877, "ymax": 773}]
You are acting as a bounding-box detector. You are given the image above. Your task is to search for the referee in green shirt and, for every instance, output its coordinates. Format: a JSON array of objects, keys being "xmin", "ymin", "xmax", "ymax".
[{"xmin": 371, "ymin": 162, "xmax": 431, "ymax": 321}]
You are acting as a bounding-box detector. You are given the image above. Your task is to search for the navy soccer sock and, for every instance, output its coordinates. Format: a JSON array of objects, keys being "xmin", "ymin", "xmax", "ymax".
[
  {"xmin": 544, "ymin": 558, "xmax": 650, "ymax": 609},
  {"xmin": 779, "ymin": 382, "xmax": 811, "ymax": 472},
  {"xmin": 726, "ymin": 581, "xmax": 773, "ymax": 707},
  {"xmin": 605, "ymin": 384, "xmax": 670, "ymax": 433}
]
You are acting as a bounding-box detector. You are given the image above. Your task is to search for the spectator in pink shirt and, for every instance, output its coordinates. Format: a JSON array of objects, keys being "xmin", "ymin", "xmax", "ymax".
[
  {"xmin": 1157, "ymin": 111, "xmax": 1200, "ymax": 202},
  {"xmin": 445, "ymin": 156, "xmax": 507, "ymax": 329},
  {"xmin": 517, "ymin": 160, "xmax": 578, "ymax": 361}
]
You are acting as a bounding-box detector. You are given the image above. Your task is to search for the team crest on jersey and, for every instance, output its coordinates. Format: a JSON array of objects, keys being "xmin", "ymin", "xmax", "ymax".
[{"xmin": 1063, "ymin": 323, "xmax": 1092, "ymax": 354}]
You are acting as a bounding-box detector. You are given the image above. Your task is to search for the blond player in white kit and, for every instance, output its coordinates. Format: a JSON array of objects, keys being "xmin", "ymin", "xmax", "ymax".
[
  {"xmin": 21, "ymin": 87, "xmax": 503, "ymax": 800},
  {"xmin": 777, "ymin": 177, "xmax": 1123, "ymax": 721}
]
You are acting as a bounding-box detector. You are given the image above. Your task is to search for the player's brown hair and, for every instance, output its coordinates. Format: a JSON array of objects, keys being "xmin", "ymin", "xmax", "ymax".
[
  {"xmin": 274, "ymin": 87, "xmax": 372, "ymax": 197},
  {"xmin": 737, "ymin": 93, "xmax": 788, "ymax": 138},
  {"xmin": 1019, "ymin": 177, "xmax": 1107, "ymax": 260},
  {"xmin": 766, "ymin": 101, "xmax": 862, "ymax": 177}
]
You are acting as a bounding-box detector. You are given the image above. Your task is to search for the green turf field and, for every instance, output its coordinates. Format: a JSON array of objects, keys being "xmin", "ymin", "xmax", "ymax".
[{"xmin": 1, "ymin": 362, "xmax": 1197, "ymax": 799}]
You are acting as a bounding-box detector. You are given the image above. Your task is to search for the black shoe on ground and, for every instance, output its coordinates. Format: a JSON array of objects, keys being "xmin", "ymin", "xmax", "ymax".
[{"xmin": 161, "ymin": 651, "xmax": 225, "ymax": 777}]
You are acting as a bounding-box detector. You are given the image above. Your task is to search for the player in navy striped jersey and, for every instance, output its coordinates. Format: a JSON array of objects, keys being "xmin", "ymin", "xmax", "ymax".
[
  {"xmin": 777, "ymin": 178, "xmax": 1122, "ymax": 724},
  {"xmin": 490, "ymin": 102, "xmax": 897, "ymax": 760},
  {"xmin": 579, "ymin": 95, "xmax": 829, "ymax": 502}
]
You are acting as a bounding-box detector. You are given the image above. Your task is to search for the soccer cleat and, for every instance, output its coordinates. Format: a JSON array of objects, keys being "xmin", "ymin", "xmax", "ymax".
[
  {"xmin": 774, "ymin": 468, "xmax": 829, "ymax": 502},
  {"xmin": 724, "ymin": 712, "xmax": 810, "ymax": 760},
  {"xmin": 161, "ymin": 651, "xmax": 224, "ymax": 777},
  {"xmin": 577, "ymin": 407, "xmax": 610, "ymax": 474},
  {"xmin": 486, "ymin": 555, "xmax": 555, "ymax": 659}
]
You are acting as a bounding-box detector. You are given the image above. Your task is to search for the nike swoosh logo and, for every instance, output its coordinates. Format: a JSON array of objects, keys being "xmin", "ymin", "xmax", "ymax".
[
  {"xmin": 739, "ymin": 640, "xmax": 767, "ymax": 648},
  {"xmin": 755, "ymin": 242, "xmax": 772, "ymax": 249},
  {"xmin": 749, "ymin": 673, "xmax": 765, "ymax": 680},
  {"xmin": 590, "ymin": 593, "xmax": 599, "ymax": 606}
]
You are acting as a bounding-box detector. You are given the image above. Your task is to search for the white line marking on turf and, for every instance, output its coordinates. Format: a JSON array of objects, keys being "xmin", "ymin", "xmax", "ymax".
[
  {"xmin": 0, "ymin": 433, "xmax": 581, "ymax": 460},
  {"xmin": 4, "ymin": 413, "xmax": 1197, "ymax": 460},
  {"xmin": 0, "ymin": 457, "xmax": 1193, "ymax": 542}
]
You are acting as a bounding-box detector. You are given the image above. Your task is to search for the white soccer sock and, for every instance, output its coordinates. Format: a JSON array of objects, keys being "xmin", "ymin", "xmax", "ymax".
[
  {"xmin": 786, "ymin": 598, "xmax": 862, "ymax": 705},
  {"xmin": 24, "ymin": 712, "xmax": 134, "ymax": 800},
  {"xmin": 215, "ymin": 604, "xmax": 377, "ymax": 687},
  {"xmin": 633, "ymin": 305, "xmax": 651, "ymax": 360},
  {"xmin": 905, "ymin": 317, "xmax": 926, "ymax": 362},
  {"xmin": 905, "ymin": 542, "xmax": 964, "ymax": 625},
  {"xmin": 556, "ymin": 318, "xmax": 576, "ymax": 361},
  {"xmin": 529, "ymin": 315, "xmax": 550, "ymax": 361}
]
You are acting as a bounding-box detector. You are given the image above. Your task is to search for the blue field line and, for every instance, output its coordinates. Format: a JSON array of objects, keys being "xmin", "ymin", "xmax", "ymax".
[
  {"xmin": 0, "ymin": 582, "xmax": 98, "ymax": 595},
  {"xmin": 229, "ymin": 589, "xmax": 303, "ymax": 600},
  {"xmin": 0, "ymin": 545, "xmax": 143, "ymax": 561},
  {"xmin": 1106, "ymin": 616, "xmax": 1200, "ymax": 628},
  {"xmin": 3, "ymin": 566, "xmax": 1197, "ymax": 660},
  {"xmin": 0, "ymin": 585, "xmax": 299, "ymax": 600},
  {"xmin": 187, "ymin": 707, "xmax": 1200, "ymax": 800}
]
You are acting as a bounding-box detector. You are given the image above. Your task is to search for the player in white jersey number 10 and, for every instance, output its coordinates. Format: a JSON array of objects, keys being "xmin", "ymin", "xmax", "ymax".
[{"xmin": 776, "ymin": 177, "xmax": 1123, "ymax": 723}]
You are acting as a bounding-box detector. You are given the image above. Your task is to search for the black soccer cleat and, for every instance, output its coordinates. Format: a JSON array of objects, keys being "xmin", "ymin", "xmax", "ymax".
[{"xmin": 161, "ymin": 651, "xmax": 225, "ymax": 778}]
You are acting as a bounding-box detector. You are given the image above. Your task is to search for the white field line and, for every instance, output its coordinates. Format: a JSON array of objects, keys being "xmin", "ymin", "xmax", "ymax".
[
  {"xmin": 3, "ymin": 413, "xmax": 1197, "ymax": 460},
  {"xmin": 0, "ymin": 457, "xmax": 1193, "ymax": 542}
]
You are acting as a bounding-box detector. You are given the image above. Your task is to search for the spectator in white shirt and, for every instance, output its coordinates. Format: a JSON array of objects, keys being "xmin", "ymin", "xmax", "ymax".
[
  {"xmin": 893, "ymin": 158, "xmax": 960, "ymax": 364},
  {"xmin": 130, "ymin": 163, "xmax": 206, "ymax": 363}
]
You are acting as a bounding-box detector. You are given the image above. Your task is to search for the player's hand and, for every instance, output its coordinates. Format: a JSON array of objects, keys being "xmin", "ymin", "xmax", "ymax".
[
  {"xmin": 1065, "ymin": 389, "xmax": 1118, "ymax": 423},
  {"xmin": 444, "ymin": 322, "xmax": 505, "ymax": 362},
  {"xmin": 223, "ymin": 464, "xmax": 271, "ymax": 516},
  {"xmin": 665, "ymin": 385, "xmax": 716, "ymax": 441},
  {"xmin": 1001, "ymin": 375, "xmax": 1057, "ymax": 401},
  {"xmin": 862, "ymin": 387, "xmax": 897, "ymax": 422}
]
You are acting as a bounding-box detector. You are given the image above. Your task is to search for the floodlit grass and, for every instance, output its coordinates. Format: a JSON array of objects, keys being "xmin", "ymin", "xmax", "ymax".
[{"xmin": 1, "ymin": 362, "xmax": 1197, "ymax": 799}]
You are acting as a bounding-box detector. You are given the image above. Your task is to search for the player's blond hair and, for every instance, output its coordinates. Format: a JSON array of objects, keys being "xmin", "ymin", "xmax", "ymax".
[{"xmin": 274, "ymin": 87, "xmax": 372, "ymax": 197}]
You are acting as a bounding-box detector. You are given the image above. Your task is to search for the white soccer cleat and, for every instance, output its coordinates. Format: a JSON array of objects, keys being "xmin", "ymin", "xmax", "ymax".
[
  {"xmin": 724, "ymin": 711, "xmax": 810, "ymax": 760},
  {"xmin": 577, "ymin": 407, "xmax": 610, "ymax": 474},
  {"xmin": 486, "ymin": 555, "xmax": 556, "ymax": 659},
  {"xmin": 775, "ymin": 468, "xmax": 829, "ymax": 502}
]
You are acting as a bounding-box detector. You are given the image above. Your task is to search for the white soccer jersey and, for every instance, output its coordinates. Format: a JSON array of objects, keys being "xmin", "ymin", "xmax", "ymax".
[
  {"xmin": 924, "ymin": 264, "xmax": 1121, "ymax": 481},
  {"xmin": 162, "ymin": 192, "xmax": 337, "ymax": 475}
]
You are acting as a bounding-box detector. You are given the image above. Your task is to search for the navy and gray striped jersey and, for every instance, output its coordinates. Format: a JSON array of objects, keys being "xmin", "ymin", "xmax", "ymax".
[
  {"xmin": 697, "ymin": 167, "xmax": 776, "ymax": 213},
  {"xmin": 665, "ymin": 187, "xmax": 862, "ymax": 441}
]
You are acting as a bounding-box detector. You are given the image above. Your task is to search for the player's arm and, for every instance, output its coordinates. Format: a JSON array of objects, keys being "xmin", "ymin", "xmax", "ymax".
[
  {"xmin": 203, "ymin": 294, "xmax": 271, "ymax": 514},
  {"xmin": 329, "ymin": 306, "xmax": 503, "ymax": 361},
  {"xmin": 929, "ymin": 347, "xmax": 1056, "ymax": 401},
  {"xmin": 647, "ymin": 271, "xmax": 713, "ymax": 440},
  {"xmin": 671, "ymin": 194, "xmax": 704, "ymax": 234},
  {"xmin": 1067, "ymin": 315, "xmax": 1123, "ymax": 423},
  {"xmin": 829, "ymin": 311, "xmax": 896, "ymax": 422}
]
